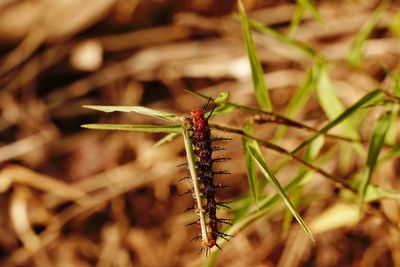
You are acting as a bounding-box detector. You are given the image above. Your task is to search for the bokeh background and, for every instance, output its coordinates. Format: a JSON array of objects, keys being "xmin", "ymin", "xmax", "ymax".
[{"xmin": 0, "ymin": 0, "xmax": 400, "ymax": 266}]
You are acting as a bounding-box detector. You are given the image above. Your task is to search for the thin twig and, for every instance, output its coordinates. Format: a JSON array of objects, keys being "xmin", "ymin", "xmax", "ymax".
[{"xmin": 210, "ymin": 123, "xmax": 354, "ymax": 191}]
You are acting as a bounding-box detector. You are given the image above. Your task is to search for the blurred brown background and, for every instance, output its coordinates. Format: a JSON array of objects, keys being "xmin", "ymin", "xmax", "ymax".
[{"xmin": 0, "ymin": 0, "xmax": 400, "ymax": 266}]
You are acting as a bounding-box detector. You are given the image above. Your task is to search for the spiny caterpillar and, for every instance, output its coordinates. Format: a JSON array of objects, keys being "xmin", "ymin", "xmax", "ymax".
[{"xmin": 183, "ymin": 103, "xmax": 232, "ymax": 253}]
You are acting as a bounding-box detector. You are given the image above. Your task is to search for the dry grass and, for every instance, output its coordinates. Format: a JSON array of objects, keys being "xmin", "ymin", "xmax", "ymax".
[{"xmin": 0, "ymin": 0, "xmax": 400, "ymax": 266}]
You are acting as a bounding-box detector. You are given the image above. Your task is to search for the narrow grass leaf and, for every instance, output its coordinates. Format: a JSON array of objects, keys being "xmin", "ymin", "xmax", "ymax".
[
  {"xmin": 288, "ymin": 5, "xmax": 305, "ymax": 37},
  {"xmin": 248, "ymin": 144, "xmax": 314, "ymax": 241},
  {"xmin": 292, "ymin": 89, "xmax": 383, "ymax": 153},
  {"xmin": 341, "ymin": 183, "xmax": 400, "ymax": 203},
  {"xmin": 81, "ymin": 124, "xmax": 182, "ymax": 133},
  {"xmin": 295, "ymin": 0, "xmax": 324, "ymax": 25},
  {"xmin": 348, "ymin": 0, "xmax": 388, "ymax": 66},
  {"xmin": 310, "ymin": 203, "xmax": 359, "ymax": 234},
  {"xmin": 153, "ymin": 132, "xmax": 179, "ymax": 148},
  {"xmin": 238, "ymin": 0, "xmax": 272, "ymax": 111},
  {"xmin": 211, "ymin": 104, "xmax": 236, "ymax": 117},
  {"xmin": 82, "ymin": 105, "xmax": 178, "ymax": 121},
  {"xmin": 249, "ymin": 19, "xmax": 317, "ymax": 59},
  {"xmin": 365, "ymin": 185, "xmax": 400, "ymax": 202},
  {"xmin": 287, "ymin": 66, "xmax": 316, "ymax": 116},
  {"xmin": 242, "ymin": 120, "xmax": 259, "ymax": 207},
  {"xmin": 316, "ymin": 65, "xmax": 342, "ymax": 118},
  {"xmin": 316, "ymin": 65, "xmax": 358, "ymax": 139},
  {"xmin": 389, "ymin": 10, "xmax": 400, "ymax": 37},
  {"xmin": 358, "ymin": 111, "xmax": 391, "ymax": 212},
  {"xmin": 274, "ymin": 67, "xmax": 315, "ymax": 141},
  {"xmin": 382, "ymin": 143, "xmax": 400, "ymax": 161},
  {"xmin": 282, "ymin": 136, "xmax": 324, "ymax": 234}
]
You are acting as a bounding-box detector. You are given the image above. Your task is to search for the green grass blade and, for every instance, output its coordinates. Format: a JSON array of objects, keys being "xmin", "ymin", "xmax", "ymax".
[
  {"xmin": 341, "ymin": 183, "xmax": 400, "ymax": 203},
  {"xmin": 153, "ymin": 132, "xmax": 179, "ymax": 148},
  {"xmin": 365, "ymin": 185, "xmax": 400, "ymax": 202},
  {"xmin": 316, "ymin": 65, "xmax": 358, "ymax": 139},
  {"xmin": 249, "ymin": 19, "xmax": 317, "ymax": 59},
  {"xmin": 238, "ymin": 0, "xmax": 272, "ymax": 111},
  {"xmin": 382, "ymin": 142, "xmax": 400, "ymax": 161},
  {"xmin": 242, "ymin": 120, "xmax": 259, "ymax": 207},
  {"xmin": 81, "ymin": 124, "xmax": 182, "ymax": 133},
  {"xmin": 295, "ymin": 0, "xmax": 324, "ymax": 25},
  {"xmin": 288, "ymin": 5, "xmax": 305, "ymax": 37},
  {"xmin": 286, "ymin": 65, "xmax": 316, "ymax": 116},
  {"xmin": 309, "ymin": 203, "xmax": 360, "ymax": 235},
  {"xmin": 82, "ymin": 105, "xmax": 178, "ymax": 121},
  {"xmin": 282, "ymin": 136, "xmax": 324, "ymax": 234},
  {"xmin": 389, "ymin": 10, "xmax": 400, "ymax": 37},
  {"xmin": 292, "ymin": 89, "xmax": 383, "ymax": 153},
  {"xmin": 274, "ymin": 67, "xmax": 315, "ymax": 141},
  {"xmin": 248, "ymin": 144, "xmax": 314, "ymax": 241},
  {"xmin": 348, "ymin": 0, "xmax": 388, "ymax": 66},
  {"xmin": 358, "ymin": 111, "xmax": 391, "ymax": 212}
]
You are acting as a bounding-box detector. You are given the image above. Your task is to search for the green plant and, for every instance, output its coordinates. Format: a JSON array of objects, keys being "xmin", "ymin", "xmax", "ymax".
[{"xmin": 82, "ymin": 0, "xmax": 400, "ymax": 265}]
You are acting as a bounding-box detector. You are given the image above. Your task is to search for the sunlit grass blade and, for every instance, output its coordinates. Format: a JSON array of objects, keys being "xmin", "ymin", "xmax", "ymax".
[
  {"xmin": 249, "ymin": 19, "xmax": 317, "ymax": 59},
  {"xmin": 316, "ymin": 64, "xmax": 358, "ymax": 139},
  {"xmin": 341, "ymin": 183, "xmax": 400, "ymax": 203},
  {"xmin": 286, "ymin": 64, "xmax": 314, "ymax": 117},
  {"xmin": 348, "ymin": 0, "xmax": 388, "ymax": 66},
  {"xmin": 288, "ymin": 5, "xmax": 305, "ymax": 37},
  {"xmin": 81, "ymin": 124, "xmax": 182, "ymax": 133},
  {"xmin": 237, "ymin": 0, "xmax": 272, "ymax": 111},
  {"xmin": 389, "ymin": 10, "xmax": 400, "ymax": 37},
  {"xmin": 309, "ymin": 203, "xmax": 360, "ymax": 234},
  {"xmin": 381, "ymin": 63, "xmax": 400, "ymax": 97},
  {"xmin": 382, "ymin": 143, "xmax": 400, "ymax": 161},
  {"xmin": 82, "ymin": 105, "xmax": 178, "ymax": 121},
  {"xmin": 358, "ymin": 111, "xmax": 391, "ymax": 212},
  {"xmin": 365, "ymin": 184, "xmax": 400, "ymax": 202},
  {"xmin": 248, "ymin": 144, "xmax": 314, "ymax": 241},
  {"xmin": 295, "ymin": 0, "xmax": 324, "ymax": 25},
  {"xmin": 242, "ymin": 120, "xmax": 259, "ymax": 207},
  {"xmin": 282, "ymin": 136, "xmax": 324, "ymax": 234},
  {"xmin": 274, "ymin": 66, "xmax": 315, "ymax": 141},
  {"xmin": 153, "ymin": 132, "xmax": 179, "ymax": 148},
  {"xmin": 286, "ymin": 66, "xmax": 315, "ymax": 116},
  {"xmin": 292, "ymin": 89, "xmax": 384, "ymax": 154}
]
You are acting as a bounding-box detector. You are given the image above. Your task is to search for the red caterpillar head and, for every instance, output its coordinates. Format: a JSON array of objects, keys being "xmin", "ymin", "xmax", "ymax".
[
  {"xmin": 190, "ymin": 107, "xmax": 207, "ymax": 134},
  {"xmin": 190, "ymin": 108, "xmax": 204, "ymax": 121},
  {"xmin": 190, "ymin": 107, "xmax": 203, "ymax": 116}
]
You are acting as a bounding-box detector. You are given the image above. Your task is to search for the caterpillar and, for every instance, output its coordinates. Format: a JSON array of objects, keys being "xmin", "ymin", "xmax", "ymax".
[{"xmin": 184, "ymin": 104, "xmax": 232, "ymax": 253}]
